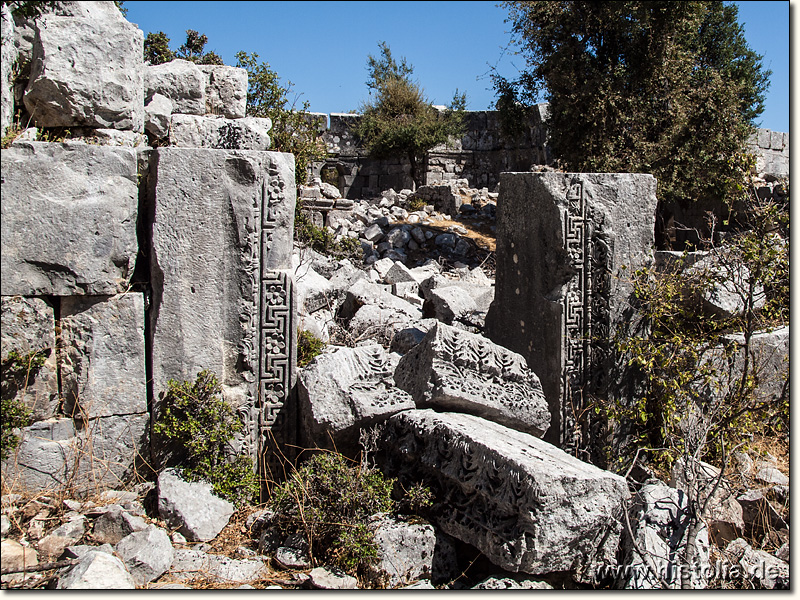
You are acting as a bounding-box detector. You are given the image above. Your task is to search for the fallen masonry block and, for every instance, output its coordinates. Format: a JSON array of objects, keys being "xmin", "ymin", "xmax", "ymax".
[
  {"xmin": 298, "ymin": 344, "xmax": 414, "ymax": 456},
  {"xmin": 394, "ymin": 323, "xmax": 550, "ymax": 437},
  {"xmin": 378, "ymin": 410, "xmax": 629, "ymax": 578}
]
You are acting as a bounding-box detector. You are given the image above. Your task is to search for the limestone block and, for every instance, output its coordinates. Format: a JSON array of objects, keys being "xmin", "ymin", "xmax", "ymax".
[
  {"xmin": 199, "ymin": 64, "xmax": 248, "ymax": 119},
  {"xmin": 157, "ymin": 469, "xmax": 234, "ymax": 542},
  {"xmin": 149, "ymin": 148, "xmax": 295, "ymax": 417},
  {"xmin": 92, "ymin": 506, "xmax": 148, "ymax": 545},
  {"xmin": 622, "ymin": 483, "xmax": 710, "ymax": 589},
  {"xmin": 1, "ymin": 4, "xmax": 16, "ymax": 138},
  {"xmin": 24, "ymin": 13, "xmax": 144, "ymax": 131},
  {"xmin": 1, "ymin": 414, "xmax": 148, "ymax": 496},
  {"xmin": 378, "ymin": 410, "xmax": 629, "ymax": 577},
  {"xmin": 309, "ymin": 566, "xmax": 358, "ymax": 589},
  {"xmin": 37, "ymin": 516, "xmax": 86, "ymax": 559},
  {"xmin": 168, "ymin": 549, "xmax": 267, "ymax": 584},
  {"xmin": 425, "ymin": 286, "xmax": 478, "ymax": 324},
  {"xmin": 725, "ymin": 538, "xmax": 789, "ymax": 589},
  {"xmin": 169, "ymin": 114, "xmax": 272, "ymax": 150},
  {"xmin": 60, "ymin": 294, "xmax": 146, "ymax": 418},
  {"xmin": 115, "ymin": 525, "xmax": 175, "ymax": 585},
  {"xmin": 486, "ymin": 172, "xmax": 658, "ymax": 447},
  {"xmin": 339, "ymin": 278, "xmax": 422, "ymax": 323},
  {"xmin": 298, "ymin": 344, "xmax": 414, "ymax": 454},
  {"xmin": 368, "ymin": 515, "xmax": 458, "ymax": 588},
  {"xmin": 395, "ymin": 323, "xmax": 550, "ymax": 436},
  {"xmin": 1, "ymin": 296, "xmax": 59, "ymax": 420},
  {"xmin": 1, "ymin": 539, "xmax": 38, "ymax": 585},
  {"xmin": 293, "ymin": 262, "xmax": 333, "ymax": 315},
  {"xmin": 1, "ymin": 142, "xmax": 138, "ymax": 296},
  {"xmin": 56, "ymin": 551, "xmax": 136, "ymax": 589},
  {"xmin": 389, "ymin": 320, "xmax": 438, "ymax": 355},
  {"xmin": 687, "ymin": 250, "xmax": 765, "ymax": 318},
  {"xmin": 144, "ymin": 59, "xmax": 205, "ymax": 115},
  {"xmin": 473, "ymin": 577, "xmax": 553, "ymax": 589},
  {"xmin": 144, "ymin": 93, "xmax": 173, "ymax": 139}
]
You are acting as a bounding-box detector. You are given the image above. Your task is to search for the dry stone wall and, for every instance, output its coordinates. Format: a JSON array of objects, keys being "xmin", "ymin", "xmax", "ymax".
[{"xmin": 1, "ymin": 1, "xmax": 298, "ymax": 496}]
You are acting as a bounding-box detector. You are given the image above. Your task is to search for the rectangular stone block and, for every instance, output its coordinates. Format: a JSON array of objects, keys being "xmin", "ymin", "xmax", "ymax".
[
  {"xmin": 148, "ymin": 148, "xmax": 296, "ymax": 470},
  {"xmin": 169, "ymin": 114, "xmax": 272, "ymax": 150},
  {"xmin": 485, "ymin": 173, "xmax": 658, "ymax": 451},
  {"xmin": 24, "ymin": 13, "xmax": 144, "ymax": 131},
  {"xmin": 60, "ymin": 293, "xmax": 147, "ymax": 418},
  {"xmin": 378, "ymin": 410, "xmax": 629, "ymax": 578},
  {"xmin": 1, "ymin": 296, "xmax": 59, "ymax": 420},
  {"xmin": 770, "ymin": 130, "xmax": 784, "ymax": 151},
  {"xmin": 199, "ymin": 65, "xmax": 248, "ymax": 119},
  {"xmin": 1, "ymin": 141, "xmax": 139, "ymax": 296},
  {"xmin": 2, "ymin": 414, "xmax": 148, "ymax": 497}
]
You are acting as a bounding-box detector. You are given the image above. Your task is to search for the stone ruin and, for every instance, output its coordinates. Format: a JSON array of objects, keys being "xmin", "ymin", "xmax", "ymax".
[{"xmin": 0, "ymin": 1, "xmax": 789, "ymax": 590}]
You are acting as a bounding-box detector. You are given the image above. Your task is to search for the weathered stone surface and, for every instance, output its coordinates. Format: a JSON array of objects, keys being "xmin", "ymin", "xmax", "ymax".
[
  {"xmin": 725, "ymin": 538, "xmax": 789, "ymax": 589},
  {"xmin": 144, "ymin": 92, "xmax": 173, "ymax": 139},
  {"xmin": 395, "ymin": 323, "xmax": 550, "ymax": 437},
  {"xmin": 1, "ymin": 539, "xmax": 38, "ymax": 584},
  {"xmin": 0, "ymin": 296, "xmax": 59, "ymax": 420},
  {"xmin": 687, "ymin": 250, "xmax": 765, "ymax": 318},
  {"xmin": 1, "ymin": 415, "xmax": 142, "ymax": 496},
  {"xmin": 274, "ymin": 545, "xmax": 310, "ymax": 569},
  {"xmin": 169, "ymin": 548, "xmax": 267, "ymax": 583},
  {"xmin": 37, "ymin": 516, "xmax": 86, "ymax": 559},
  {"xmin": 339, "ymin": 278, "xmax": 422, "ymax": 322},
  {"xmin": 169, "ymin": 114, "xmax": 272, "ymax": 150},
  {"xmin": 378, "ymin": 410, "xmax": 629, "ymax": 577},
  {"xmin": 56, "ymin": 550, "xmax": 136, "ymax": 589},
  {"xmin": 486, "ymin": 172, "xmax": 658, "ymax": 448},
  {"xmin": 25, "ymin": 11, "xmax": 143, "ymax": 130},
  {"xmin": 298, "ymin": 344, "xmax": 414, "ymax": 454},
  {"xmin": 368, "ymin": 515, "xmax": 457, "ymax": 588},
  {"xmin": 1, "ymin": 142, "xmax": 138, "ymax": 296},
  {"xmin": 115, "ymin": 525, "xmax": 174, "ymax": 585},
  {"xmin": 718, "ymin": 327, "xmax": 789, "ymax": 407},
  {"xmin": 736, "ymin": 489, "xmax": 787, "ymax": 537},
  {"xmin": 472, "ymin": 577, "xmax": 553, "ymax": 590},
  {"xmin": 148, "ymin": 148, "xmax": 295, "ymax": 445},
  {"xmin": 60, "ymin": 293, "xmax": 146, "ymax": 418},
  {"xmin": 348, "ymin": 304, "xmax": 420, "ymax": 341},
  {"xmin": 621, "ymin": 483, "xmax": 709, "ymax": 589},
  {"xmin": 389, "ymin": 320, "xmax": 438, "ymax": 355},
  {"xmin": 293, "ymin": 261, "xmax": 333, "ymax": 315},
  {"xmin": 92, "ymin": 505, "xmax": 148, "ymax": 545},
  {"xmin": 309, "ymin": 566, "xmax": 358, "ymax": 589},
  {"xmin": 157, "ymin": 469, "xmax": 234, "ymax": 542},
  {"xmin": 1, "ymin": 3, "xmax": 16, "ymax": 138},
  {"xmin": 425, "ymin": 285, "xmax": 478, "ymax": 324},
  {"xmin": 144, "ymin": 59, "xmax": 204, "ymax": 115},
  {"xmin": 199, "ymin": 64, "xmax": 248, "ymax": 119}
]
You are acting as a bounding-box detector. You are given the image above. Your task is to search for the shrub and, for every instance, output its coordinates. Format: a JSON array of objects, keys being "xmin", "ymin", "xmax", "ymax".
[
  {"xmin": 154, "ymin": 370, "xmax": 259, "ymax": 507},
  {"xmin": 267, "ymin": 452, "xmax": 395, "ymax": 574},
  {"xmin": 294, "ymin": 209, "xmax": 363, "ymax": 262},
  {"xmin": 0, "ymin": 350, "xmax": 42, "ymax": 460},
  {"xmin": 297, "ymin": 329, "xmax": 325, "ymax": 368}
]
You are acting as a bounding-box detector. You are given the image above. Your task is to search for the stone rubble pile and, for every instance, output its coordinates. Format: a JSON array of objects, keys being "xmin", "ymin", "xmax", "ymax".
[{"xmin": 299, "ymin": 181, "xmax": 497, "ymax": 266}]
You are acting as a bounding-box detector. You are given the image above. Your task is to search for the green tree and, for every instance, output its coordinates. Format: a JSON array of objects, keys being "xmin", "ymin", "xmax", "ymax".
[
  {"xmin": 143, "ymin": 31, "xmax": 174, "ymax": 65},
  {"xmin": 494, "ymin": 1, "xmax": 770, "ymax": 213},
  {"xmin": 356, "ymin": 42, "xmax": 466, "ymax": 190},
  {"xmin": 235, "ymin": 51, "xmax": 326, "ymax": 184}
]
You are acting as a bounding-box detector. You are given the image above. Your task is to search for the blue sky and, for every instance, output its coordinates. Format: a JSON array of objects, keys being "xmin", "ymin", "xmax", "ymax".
[{"xmin": 123, "ymin": 1, "xmax": 791, "ymax": 132}]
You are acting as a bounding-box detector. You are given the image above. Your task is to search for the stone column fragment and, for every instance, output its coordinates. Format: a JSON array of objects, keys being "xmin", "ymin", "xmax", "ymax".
[{"xmin": 485, "ymin": 172, "xmax": 657, "ymax": 451}]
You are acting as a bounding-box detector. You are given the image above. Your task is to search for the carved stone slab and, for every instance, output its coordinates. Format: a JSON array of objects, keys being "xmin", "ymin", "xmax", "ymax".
[
  {"xmin": 298, "ymin": 344, "xmax": 414, "ymax": 457},
  {"xmin": 1, "ymin": 141, "xmax": 139, "ymax": 296},
  {"xmin": 485, "ymin": 172, "xmax": 657, "ymax": 454},
  {"xmin": 394, "ymin": 323, "xmax": 550, "ymax": 437},
  {"xmin": 148, "ymin": 148, "xmax": 296, "ymax": 473},
  {"xmin": 378, "ymin": 410, "xmax": 629, "ymax": 578}
]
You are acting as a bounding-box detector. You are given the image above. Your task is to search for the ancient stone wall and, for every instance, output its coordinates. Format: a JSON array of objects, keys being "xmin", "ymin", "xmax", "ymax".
[{"xmin": 1, "ymin": 1, "xmax": 297, "ymax": 496}]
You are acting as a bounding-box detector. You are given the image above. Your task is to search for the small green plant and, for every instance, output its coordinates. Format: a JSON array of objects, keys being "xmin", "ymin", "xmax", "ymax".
[
  {"xmin": 267, "ymin": 452, "xmax": 395, "ymax": 574},
  {"xmin": 154, "ymin": 370, "xmax": 258, "ymax": 507},
  {"xmin": 294, "ymin": 208, "xmax": 364, "ymax": 262},
  {"xmin": 1, "ymin": 350, "xmax": 42, "ymax": 460},
  {"xmin": 406, "ymin": 196, "xmax": 427, "ymax": 212},
  {"xmin": 297, "ymin": 329, "xmax": 325, "ymax": 368}
]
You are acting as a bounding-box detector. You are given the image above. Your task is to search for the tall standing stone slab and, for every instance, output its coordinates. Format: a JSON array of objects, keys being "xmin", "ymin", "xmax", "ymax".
[
  {"xmin": 485, "ymin": 173, "xmax": 658, "ymax": 453},
  {"xmin": 24, "ymin": 10, "xmax": 144, "ymax": 131},
  {"xmin": 1, "ymin": 141, "xmax": 139, "ymax": 296},
  {"xmin": 1, "ymin": 3, "xmax": 16, "ymax": 138},
  {"xmin": 148, "ymin": 148, "xmax": 296, "ymax": 476}
]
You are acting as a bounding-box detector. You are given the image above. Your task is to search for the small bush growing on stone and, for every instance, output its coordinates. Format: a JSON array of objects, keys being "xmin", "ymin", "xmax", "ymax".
[
  {"xmin": 297, "ymin": 329, "xmax": 325, "ymax": 368},
  {"xmin": 294, "ymin": 209, "xmax": 363, "ymax": 262},
  {"xmin": 406, "ymin": 196, "xmax": 427, "ymax": 212},
  {"xmin": 0, "ymin": 350, "xmax": 41, "ymax": 460},
  {"xmin": 154, "ymin": 370, "xmax": 259, "ymax": 507},
  {"xmin": 267, "ymin": 452, "xmax": 395, "ymax": 574}
]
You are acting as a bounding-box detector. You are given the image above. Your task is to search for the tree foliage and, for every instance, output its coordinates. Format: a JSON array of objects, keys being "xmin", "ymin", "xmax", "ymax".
[
  {"xmin": 356, "ymin": 42, "xmax": 466, "ymax": 189},
  {"xmin": 143, "ymin": 29, "xmax": 222, "ymax": 66},
  {"xmin": 235, "ymin": 51, "xmax": 326, "ymax": 185},
  {"xmin": 495, "ymin": 1, "xmax": 771, "ymax": 210}
]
